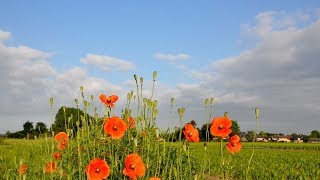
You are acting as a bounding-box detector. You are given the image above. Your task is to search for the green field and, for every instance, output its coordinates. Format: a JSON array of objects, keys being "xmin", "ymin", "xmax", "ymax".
[{"xmin": 1, "ymin": 138, "xmax": 320, "ymax": 179}]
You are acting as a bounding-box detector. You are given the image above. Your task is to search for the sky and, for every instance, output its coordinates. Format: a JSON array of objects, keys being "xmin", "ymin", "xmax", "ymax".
[{"xmin": 1, "ymin": 1, "xmax": 320, "ymax": 135}]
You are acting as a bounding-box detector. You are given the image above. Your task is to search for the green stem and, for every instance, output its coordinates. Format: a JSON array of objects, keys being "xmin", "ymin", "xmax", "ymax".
[{"xmin": 246, "ymin": 116, "xmax": 258, "ymax": 179}]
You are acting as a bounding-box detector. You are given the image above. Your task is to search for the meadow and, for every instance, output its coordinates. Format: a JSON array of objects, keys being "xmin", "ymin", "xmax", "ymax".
[
  {"xmin": 1, "ymin": 138, "xmax": 320, "ymax": 179},
  {"xmin": 0, "ymin": 72, "xmax": 320, "ymax": 180}
]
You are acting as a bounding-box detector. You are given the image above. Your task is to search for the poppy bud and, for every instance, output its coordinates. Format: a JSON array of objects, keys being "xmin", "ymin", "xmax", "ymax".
[
  {"xmin": 255, "ymin": 108, "xmax": 259, "ymax": 119},
  {"xmin": 153, "ymin": 71, "xmax": 157, "ymax": 81},
  {"xmin": 147, "ymin": 99, "xmax": 152, "ymax": 108},
  {"xmin": 91, "ymin": 95, "xmax": 94, "ymax": 101},
  {"xmin": 153, "ymin": 100, "xmax": 158, "ymax": 109},
  {"xmin": 224, "ymin": 112, "xmax": 229, "ymax": 118},
  {"xmin": 127, "ymin": 93, "xmax": 131, "ymax": 100},
  {"xmin": 80, "ymin": 86, "xmax": 84, "ymax": 92},
  {"xmin": 210, "ymin": 98, "xmax": 215, "ymax": 107},
  {"xmin": 143, "ymin": 98, "xmax": 147, "ymax": 107},
  {"xmin": 155, "ymin": 128, "xmax": 159, "ymax": 139},
  {"xmin": 133, "ymin": 74, "xmax": 138, "ymax": 83},
  {"xmin": 171, "ymin": 97, "xmax": 175, "ymax": 105},
  {"xmin": 84, "ymin": 101, "xmax": 88, "ymax": 107},
  {"xmin": 134, "ymin": 138, "xmax": 138, "ymax": 147},
  {"xmin": 94, "ymin": 107, "xmax": 97, "ymax": 113},
  {"xmin": 205, "ymin": 99, "xmax": 209, "ymax": 107},
  {"xmin": 140, "ymin": 77, "xmax": 144, "ymax": 84},
  {"xmin": 49, "ymin": 97, "xmax": 54, "ymax": 106},
  {"xmin": 75, "ymin": 99, "xmax": 78, "ymax": 105},
  {"xmin": 94, "ymin": 113, "xmax": 99, "ymax": 120}
]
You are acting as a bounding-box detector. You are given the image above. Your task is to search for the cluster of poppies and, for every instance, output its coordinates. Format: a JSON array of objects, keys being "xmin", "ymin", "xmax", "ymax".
[
  {"xmin": 183, "ymin": 116, "xmax": 242, "ymax": 154},
  {"xmin": 84, "ymin": 94, "xmax": 160, "ymax": 180}
]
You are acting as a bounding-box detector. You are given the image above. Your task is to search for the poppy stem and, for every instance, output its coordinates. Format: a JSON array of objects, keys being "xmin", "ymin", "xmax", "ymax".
[{"xmin": 246, "ymin": 109, "xmax": 259, "ymax": 179}]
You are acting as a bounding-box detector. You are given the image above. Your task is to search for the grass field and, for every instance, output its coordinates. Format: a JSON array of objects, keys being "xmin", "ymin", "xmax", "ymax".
[{"xmin": 1, "ymin": 138, "xmax": 320, "ymax": 179}]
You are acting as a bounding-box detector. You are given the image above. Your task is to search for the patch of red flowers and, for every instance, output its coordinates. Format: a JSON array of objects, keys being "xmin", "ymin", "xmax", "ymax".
[
  {"xmin": 18, "ymin": 164, "xmax": 27, "ymax": 175},
  {"xmin": 104, "ymin": 116, "xmax": 127, "ymax": 139},
  {"xmin": 85, "ymin": 158, "xmax": 110, "ymax": 180},
  {"xmin": 123, "ymin": 154, "xmax": 146, "ymax": 180},
  {"xmin": 99, "ymin": 94, "xmax": 118, "ymax": 108},
  {"xmin": 53, "ymin": 151, "xmax": 62, "ymax": 160},
  {"xmin": 183, "ymin": 123, "xmax": 200, "ymax": 142},
  {"xmin": 45, "ymin": 162, "xmax": 56, "ymax": 173},
  {"xmin": 227, "ymin": 135, "xmax": 242, "ymax": 154},
  {"xmin": 210, "ymin": 116, "xmax": 232, "ymax": 138},
  {"xmin": 55, "ymin": 132, "xmax": 69, "ymax": 150},
  {"xmin": 126, "ymin": 116, "xmax": 135, "ymax": 129}
]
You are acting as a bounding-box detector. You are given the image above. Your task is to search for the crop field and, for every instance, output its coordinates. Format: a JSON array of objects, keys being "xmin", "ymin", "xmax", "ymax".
[{"xmin": 1, "ymin": 138, "xmax": 320, "ymax": 179}]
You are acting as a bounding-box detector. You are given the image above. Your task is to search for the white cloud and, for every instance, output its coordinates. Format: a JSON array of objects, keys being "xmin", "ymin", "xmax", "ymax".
[
  {"xmin": 80, "ymin": 53, "xmax": 135, "ymax": 71},
  {"xmin": 0, "ymin": 30, "xmax": 11, "ymax": 42},
  {"xmin": 0, "ymin": 38, "xmax": 129, "ymax": 133},
  {"xmin": 154, "ymin": 53, "xmax": 190, "ymax": 61}
]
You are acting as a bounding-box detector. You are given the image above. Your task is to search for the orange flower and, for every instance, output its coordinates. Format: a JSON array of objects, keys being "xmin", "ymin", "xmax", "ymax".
[
  {"xmin": 150, "ymin": 177, "xmax": 161, "ymax": 180},
  {"xmin": 126, "ymin": 116, "xmax": 135, "ymax": 129},
  {"xmin": 123, "ymin": 154, "xmax": 146, "ymax": 180},
  {"xmin": 99, "ymin": 94, "xmax": 118, "ymax": 108},
  {"xmin": 85, "ymin": 158, "xmax": 110, "ymax": 180},
  {"xmin": 210, "ymin": 116, "xmax": 232, "ymax": 138},
  {"xmin": 45, "ymin": 162, "xmax": 56, "ymax": 173},
  {"xmin": 18, "ymin": 164, "xmax": 27, "ymax": 175},
  {"xmin": 53, "ymin": 151, "xmax": 62, "ymax": 160},
  {"xmin": 183, "ymin": 123, "xmax": 199, "ymax": 142},
  {"xmin": 55, "ymin": 132, "xmax": 69, "ymax": 150},
  {"xmin": 227, "ymin": 135, "xmax": 242, "ymax": 154},
  {"xmin": 104, "ymin": 116, "xmax": 127, "ymax": 139}
]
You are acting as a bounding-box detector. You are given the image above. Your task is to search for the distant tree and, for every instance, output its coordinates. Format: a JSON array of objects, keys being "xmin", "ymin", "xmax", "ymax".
[
  {"xmin": 189, "ymin": 120, "xmax": 197, "ymax": 127},
  {"xmin": 200, "ymin": 123, "xmax": 213, "ymax": 142},
  {"xmin": 52, "ymin": 106, "xmax": 92, "ymax": 134},
  {"xmin": 34, "ymin": 122, "xmax": 48, "ymax": 136},
  {"xmin": 23, "ymin": 121, "xmax": 34, "ymax": 134},
  {"xmin": 310, "ymin": 130, "xmax": 320, "ymax": 138},
  {"xmin": 230, "ymin": 120, "xmax": 240, "ymax": 137},
  {"xmin": 259, "ymin": 131, "xmax": 267, "ymax": 137},
  {"xmin": 246, "ymin": 130, "xmax": 256, "ymax": 142}
]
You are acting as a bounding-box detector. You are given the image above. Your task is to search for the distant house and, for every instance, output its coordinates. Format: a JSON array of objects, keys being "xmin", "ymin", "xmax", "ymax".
[
  {"xmin": 256, "ymin": 135, "xmax": 268, "ymax": 142},
  {"xmin": 308, "ymin": 138, "xmax": 320, "ymax": 143},
  {"xmin": 268, "ymin": 135, "xmax": 291, "ymax": 142},
  {"xmin": 291, "ymin": 136, "xmax": 304, "ymax": 143}
]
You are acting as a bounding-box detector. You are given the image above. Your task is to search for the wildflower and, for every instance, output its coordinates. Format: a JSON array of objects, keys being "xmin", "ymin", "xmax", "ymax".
[
  {"xmin": 99, "ymin": 94, "xmax": 118, "ymax": 108},
  {"xmin": 183, "ymin": 123, "xmax": 200, "ymax": 142},
  {"xmin": 126, "ymin": 116, "xmax": 135, "ymax": 129},
  {"xmin": 227, "ymin": 135, "xmax": 242, "ymax": 154},
  {"xmin": 104, "ymin": 116, "xmax": 127, "ymax": 139},
  {"xmin": 123, "ymin": 154, "xmax": 146, "ymax": 180},
  {"xmin": 45, "ymin": 162, "xmax": 56, "ymax": 173},
  {"xmin": 55, "ymin": 132, "xmax": 68, "ymax": 150},
  {"xmin": 85, "ymin": 158, "xmax": 110, "ymax": 180},
  {"xmin": 150, "ymin": 177, "xmax": 161, "ymax": 180},
  {"xmin": 53, "ymin": 151, "xmax": 62, "ymax": 160},
  {"xmin": 210, "ymin": 116, "xmax": 232, "ymax": 138},
  {"xmin": 18, "ymin": 164, "xmax": 27, "ymax": 175}
]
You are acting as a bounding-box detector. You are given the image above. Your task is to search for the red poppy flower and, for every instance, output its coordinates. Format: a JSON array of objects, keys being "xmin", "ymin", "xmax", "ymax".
[
  {"xmin": 55, "ymin": 132, "xmax": 69, "ymax": 150},
  {"xmin": 99, "ymin": 94, "xmax": 118, "ymax": 108},
  {"xmin": 123, "ymin": 154, "xmax": 146, "ymax": 180},
  {"xmin": 126, "ymin": 116, "xmax": 135, "ymax": 129},
  {"xmin": 104, "ymin": 116, "xmax": 127, "ymax": 139},
  {"xmin": 227, "ymin": 135, "xmax": 242, "ymax": 154},
  {"xmin": 150, "ymin": 177, "xmax": 161, "ymax": 180},
  {"xmin": 53, "ymin": 151, "xmax": 62, "ymax": 160},
  {"xmin": 18, "ymin": 164, "xmax": 27, "ymax": 175},
  {"xmin": 45, "ymin": 162, "xmax": 56, "ymax": 173},
  {"xmin": 183, "ymin": 123, "xmax": 200, "ymax": 142},
  {"xmin": 85, "ymin": 158, "xmax": 110, "ymax": 180},
  {"xmin": 210, "ymin": 117, "xmax": 232, "ymax": 138}
]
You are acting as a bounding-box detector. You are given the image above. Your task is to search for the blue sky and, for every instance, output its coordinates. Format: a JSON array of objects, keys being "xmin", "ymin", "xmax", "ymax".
[{"xmin": 1, "ymin": 1, "xmax": 320, "ymax": 134}]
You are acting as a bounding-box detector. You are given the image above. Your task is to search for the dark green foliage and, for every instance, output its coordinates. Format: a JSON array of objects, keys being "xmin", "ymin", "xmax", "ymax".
[
  {"xmin": 200, "ymin": 123, "xmax": 213, "ymax": 142},
  {"xmin": 23, "ymin": 121, "xmax": 33, "ymax": 134},
  {"xmin": 230, "ymin": 120, "xmax": 240, "ymax": 136},
  {"xmin": 52, "ymin": 106, "xmax": 92, "ymax": 134}
]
